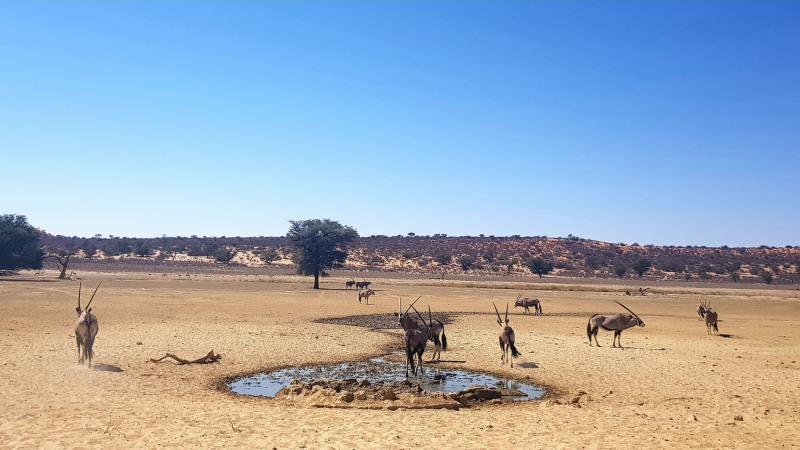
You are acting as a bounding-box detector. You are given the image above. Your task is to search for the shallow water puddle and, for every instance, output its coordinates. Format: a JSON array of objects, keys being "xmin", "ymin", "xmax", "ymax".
[{"xmin": 230, "ymin": 358, "xmax": 543, "ymax": 401}]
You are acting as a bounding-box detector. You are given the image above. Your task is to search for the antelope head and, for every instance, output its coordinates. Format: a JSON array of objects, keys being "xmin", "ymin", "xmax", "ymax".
[
  {"xmin": 76, "ymin": 281, "xmax": 101, "ymax": 315},
  {"xmin": 398, "ymin": 296, "xmax": 421, "ymax": 326},
  {"xmin": 614, "ymin": 299, "xmax": 644, "ymax": 327},
  {"xmin": 493, "ymin": 301, "xmax": 509, "ymax": 326},
  {"xmin": 513, "ymin": 293, "xmax": 523, "ymax": 307}
]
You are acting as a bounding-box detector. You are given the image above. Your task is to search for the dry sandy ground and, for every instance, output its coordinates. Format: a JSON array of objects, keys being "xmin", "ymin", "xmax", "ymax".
[{"xmin": 1, "ymin": 272, "xmax": 799, "ymax": 449}]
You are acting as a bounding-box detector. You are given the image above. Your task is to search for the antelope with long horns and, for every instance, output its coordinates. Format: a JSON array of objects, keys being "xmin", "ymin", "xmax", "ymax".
[
  {"xmin": 697, "ymin": 299, "xmax": 710, "ymax": 321},
  {"xmin": 398, "ymin": 297, "xmax": 447, "ymax": 361},
  {"xmin": 493, "ymin": 301, "xmax": 521, "ymax": 368},
  {"xmin": 514, "ymin": 293, "xmax": 542, "ymax": 315},
  {"xmin": 74, "ymin": 282, "xmax": 100, "ymax": 367},
  {"xmin": 356, "ymin": 280, "xmax": 371, "ymax": 290},
  {"xmin": 587, "ymin": 300, "xmax": 645, "ymax": 348},
  {"xmin": 705, "ymin": 308, "xmax": 719, "ymax": 335},
  {"xmin": 358, "ymin": 288, "xmax": 376, "ymax": 304},
  {"xmin": 345, "ymin": 279, "xmax": 356, "ymax": 289},
  {"xmin": 404, "ymin": 307, "xmax": 431, "ymax": 377}
]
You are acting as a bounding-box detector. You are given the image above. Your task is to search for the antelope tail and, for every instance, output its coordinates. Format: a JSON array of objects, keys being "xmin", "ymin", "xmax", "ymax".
[
  {"xmin": 587, "ymin": 319, "xmax": 593, "ymax": 340},
  {"xmin": 405, "ymin": 337, "xmax": 416, "ymax": 374},
  {"xmin": 509, "ymin": 341, "xmax": 520, "ymax": 358},
  {"xmin": 440, "ymin": 325, "xmax": 448, "ymax": 351},
  {"xmin": 713, "ymin": 322, "xmax": 719, "ymax": 333}
]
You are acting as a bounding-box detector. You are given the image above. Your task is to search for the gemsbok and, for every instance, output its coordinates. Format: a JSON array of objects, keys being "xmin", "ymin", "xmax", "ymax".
[
  {"xmin": 514, "ymin": 293, "xmax": 542, "ymax": 315},
  {"xmin": 705, "ymin": 308, "xmax": 719, "ymax": 335},
  {"xmin": 404, "ymin": 309, "xmax": 431, "ymax": 377},
  {"xmin": 74, "ymin": 282, "xmax": 100, "ymax": 367},
  {"xmin": 356, "ymin": 280, "xmax": 371, "ymax": 290},
  {"xmin": 358, "ymin": 288, "xmax": 375, "ymax": 304},
  {"xmin": 398, "ymin": 297, "xmax": 447, "ymax": 361},
  {"xmin": 493, "ymin": 302, "xmax": 520, "ymax": 368},
  {"xmin": 587, "ymin": 300, "xmax": 645, "ymax": 348},
  {"xmin": 345, "ymin": 279, "xmax": 356, "ymax": 289},
  {"xmin": 697, "ymin": 300, "xmax": 710, "ymax": 321}
]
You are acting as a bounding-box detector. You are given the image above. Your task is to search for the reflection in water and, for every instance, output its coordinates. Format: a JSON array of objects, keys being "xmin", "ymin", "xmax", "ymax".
[{"xmin": 230, "ymin": 358, "xmax": 543, "ymax": 401}]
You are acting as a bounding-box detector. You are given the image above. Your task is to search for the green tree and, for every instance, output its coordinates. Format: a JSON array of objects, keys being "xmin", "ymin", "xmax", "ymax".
[
  {"xmin": 527, "ymin": 257, "xmax": 554, "ymax": 277},
  {"xmin": 729, "ymin": 271, "xmax": 741, "ymax": 283},
  {"xmin": 614, "ymin": 265, "xmax": 628, "ymax": 279},
  {"xmin": 458, "ymin": 256, "xmax": 476, "ymax": 273},
  {"xmin": 631, "ymin": 259, "xmax": 652, "ymax": 277},
  {"xmin": 287, "ymin": 219, "xmax": 359, "ymax": 289},
  {"xmin": 214, "ymin": 247, "xmax": 238, "ymax": 264},
  {"xmin": 0, "ymin": 214, "xmax": 45, "ymax": 274},
  {"xmin": 434, "ymin": 254, "xmax": 452, "ymax": 266},
  {"xmin": 256, "ymin": 248, "xmax": 279, "ymax": 265},
  {"xmin": 760, "ymin": 270, "xmax": 774, "ymax": 285},
  {"xmin": 133, "ymin": 242, "xmax": 152, "ymax": 257}
]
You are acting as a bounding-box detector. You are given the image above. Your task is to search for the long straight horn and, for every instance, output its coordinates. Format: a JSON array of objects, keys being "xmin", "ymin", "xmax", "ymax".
[
  {"xmin": 410, "ymin": 304, "xmax": 428, "ymax": 328},
  {"xmin": 516, "ymin": 293, "xmax": 523, "ymax": 303},
  {"xmin": 404, "ymin": 296, "xmax": 421, "ymax": 316},
  {"xmin": 84, "ymin": 282, "xmax": 101, "ymax": 311},
  {"xmin": 505, "ymin": 302, "xmax": 509, "ymax": 323},
  {"xmin": 428, "ymin": 305, "xmax": 433, "ymax": 325},
  {"xmin": 613, "ymin": 299, "xmax": 639, "ymax": 319},
  {"xmin": 399, "ymin": 297, "xmax": 402, "ymax": 315},
  {"xmin": 77, "ymin": 281, "xmax": 82, "ymax": 310},
  {"xmin": 492, "ymin": 302, "xmax": 502, "ymax": 324}
]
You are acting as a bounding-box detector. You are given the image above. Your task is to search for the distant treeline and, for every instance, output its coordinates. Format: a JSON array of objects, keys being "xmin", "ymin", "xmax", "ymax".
[{"xmin": 40, "ymin": 233, "xmax": 800, "ymax": 284}]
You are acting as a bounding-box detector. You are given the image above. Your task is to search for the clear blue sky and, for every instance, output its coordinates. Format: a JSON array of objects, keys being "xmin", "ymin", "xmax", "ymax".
[{"xmin": 1, "ymin": 2, "xmax": 798, "ymax": 246}]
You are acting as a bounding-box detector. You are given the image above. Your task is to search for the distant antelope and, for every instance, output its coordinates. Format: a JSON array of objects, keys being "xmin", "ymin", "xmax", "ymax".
[
  {"xmin": 345, "ymin": 279, "xmax": 356, "ymax": 289},
  {"xmin": 705, "ymin": 308, "xmax": 719, "ymax": 335},
  {"xmin": 358, "ymin": 288, "xmax": 376, "ymax": 304},
  {"xmin": 398, "ymin": 297, "xmax": 447, "ymax": 361},
  {"xmin": 493, "ymin": 301, "xmax": 521, "ymax": 368},
  {"xmin": 356, "ymin": 280, "xmax": 371, "ymax": 290},
  {"xmin": 587, "ymin": 300, "xmax": 645, "ymax": 348},
  {"xmin": 697, "ymin": 299, "xmax": 710, "ymax": 321},
  {"xmin": 514, "ymin": 293, "xmax": 542, "ymax": 315},
  {"xmin": 404, "ymin": 309, "xmax": 431, "ymax": 377},
  {"xmin": 74, "ymin": 282, "xmax": 100, "ymax": 367}
]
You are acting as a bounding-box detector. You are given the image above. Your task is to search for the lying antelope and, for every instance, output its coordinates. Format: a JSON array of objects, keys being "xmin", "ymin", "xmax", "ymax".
[
  {"xmin": 345, "ymin": 279, "xmax": 356, "ymax": 289},
  {"xmin": 493, "ymin": 302, "xmax": 520, "ymax": 368},
  {"xmin": 358, "ymin": 288, "xmax": 375, "ymax": 304},
  {"xmin": 74, "ymin": 282, "xmax": 100, "ymax": 367},
  {"xmin": 705, "ymin": 308, "xmax": 719, "ymax": 335},
  {"xmin": 587, "ymin": 300, "xmax": 645, "ymax": 348},
  {"xmin": 356, "ymin": 280, "xmax": 371, "ymax": 290},
  {"xmin": 697, "ymin": 299, "xmax": 710, "ymax": 321},
  {"xmin": 514, "ymin": 293, "xmax": 542, "ymax": 315},
  {"xmin": 398, "ymin": 297, "xmax": 447, "ymax": 360}
]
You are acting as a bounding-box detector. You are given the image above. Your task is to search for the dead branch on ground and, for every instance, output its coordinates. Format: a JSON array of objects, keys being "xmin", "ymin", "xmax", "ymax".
[{"xmin": 149, "ymin": 350, "xmax": 223, "ymax": 365}]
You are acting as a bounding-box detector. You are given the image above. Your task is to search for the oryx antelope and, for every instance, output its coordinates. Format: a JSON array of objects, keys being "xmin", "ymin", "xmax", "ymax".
[
  {"xmin": 404, "ymin": 312, "xmax": 431, "ymax": 377},
  {"xmin": 355, "ymin": 280, "xmax": 371, "ymax": 290},
  {"xmin": 345, "ymin": 279, "xmax": 356, "ymax": 289},
  {"xmin": 705, "ymin": 308, "xmax": 719, "ymax": 335},
  {"xmin": 514, "ymin": 293, "xmax": 542, "ymax": 315},
  {"xmin": 398, "ymin": 297, "xmax": 447, "ymax": 361},
  {"xmin": 358, "ymin": 288, "xmax": 375, "ymax": 304},
  {"xmin": 697, "ymin": 299, "xmax": 710, "ymax": 321},
  {"xmin": 587, "ymin": 300, "xmax": 645, "ymax": 348},
  {"xmin": 74, "ymin": 282, "xmax": 100, "ymax": 367},
  {"xmin": 493, "ymin": 302, "xmax": 521, "ymax": 368}
]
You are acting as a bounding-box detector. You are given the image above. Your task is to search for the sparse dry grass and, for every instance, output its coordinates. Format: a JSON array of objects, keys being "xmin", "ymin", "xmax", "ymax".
[{"xmin": 1, "ymin": 271, "xmax": 798, "ymax": 449}]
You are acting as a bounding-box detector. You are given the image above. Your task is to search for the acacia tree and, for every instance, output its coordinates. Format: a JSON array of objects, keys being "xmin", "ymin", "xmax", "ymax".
[
  {"xmin": 47, "ymin": 247, "xmax": 76, "ymax": 279},
  {"xmin": 0, "ymin": 214, "xmax": 45, "ymax": 274},
  {"xmin": 527, "ymin": 257, "xmax": 554, "ymax": 277},
  {"xmin": 458, "ymin": 256, "xmax": 475, "ymax": 273},
  {"xmin": 631, "ymin": 259, "xmax": 653, "ymax": 278},
  {"xmin": 287, "ymin": 219, "xmax": 358, "ymax": 289}
]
